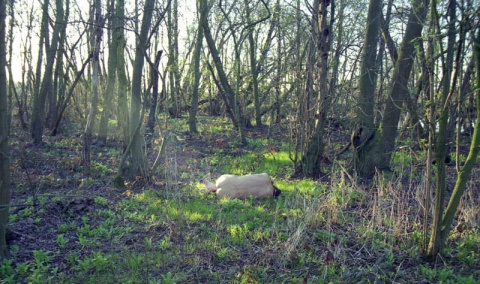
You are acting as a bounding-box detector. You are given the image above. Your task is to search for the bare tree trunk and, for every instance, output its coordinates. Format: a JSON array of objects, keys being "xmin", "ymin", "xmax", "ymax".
[
  {"xmin": 245, "ymin": 0, "xmax": 262, "ymax": 126},
  {"xmin": 48, "ymin": 0, "xmax": 69, "ymax": 129},
  {"xmin": 30, "ymin": 0, "xmax": 50, "ymax": 144},
  {"xmin": 128, "ymin": 0, "xmax": 155, "ymax": 177},
  {"xmin": 291, "ymin": 0, "xmax": 303, "ymax": 167},
  {"xmin": 273, "ymin": 0, "xmax": 282, "ymax": 123},
  {"xmin": 99, "ymin": 0, "xmax": 118, "ymax": 146},
  {"xmin": 50, "ymin": 53, "xmax": 93, "ymax": 136},
  {"xmin": 188, "ymin": 1, "xmax": 205, "ymax": 133},
  {"xmin": 427, "ymin": 0, "xmax": 466, "ymax": 259},
  {"xmin": 116, "ymin": 0, "xmax": 130, "ymax": 147},
  {"xmin": 83, "ymin": 0, "xmax": 103, "ymax": 168},
  {"xmin": 31, "ymin": 0, "xmax": 66, "ymax": 144},
  {"xmin": 356, "ymin": 0, "xmax": 428, "ymax": 177},
  {"xmin": 202, "ymin": 0, "xmax": 247, "ymax": 145},
  {"xmin": 353, "ymin": 0, "xmax": 382, "ymax": 172},
  {"xmin": 147, "ymin": 50, "xmax": 163, "ymax": 135},
  {"xmin": 167, "ymin": 0, "xmax": 179, "ymax": 117},
  {"xmin": 426, "ymin": 26, "xmax": 480, "ymax": 258},
  {"xmin": 295, "ymin": 0, "xmax": 332, "ymax": 178},
  {"xmin": 0, "ymin": 0, "xmax": 10, "ymax": 259},
  {"xmin": 7, "ymin": 0, "xmax": 27, "ymax": 130}
]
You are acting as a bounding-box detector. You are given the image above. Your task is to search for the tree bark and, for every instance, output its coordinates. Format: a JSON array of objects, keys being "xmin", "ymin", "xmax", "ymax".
[
  {"xmin": 167, "ymin": 0, "xmax": 180, "ymax": 117},
  {"xmin": 202, "ymin": 0, "xmax": 247, "ymax": 145},
  {"xmin": 0, "ymin": 0, "xmax": 10, "ymax": 259},
  {"xmin": 83, "ymin": 0, "xmax": 103, "ymax": 168},
  {"xmin": 50, "ymin": 53, "xmax": 93, "ymax": 136},
  {"xmin": 116, "ymin": 0, "xmax": 130, "ymax": 147},
  {"xmin": 98, "ymin": 0, "xmax": 118, "ymax": 146},
  {"xmin": 30, "ymin": 0, "xmax": 50, "ymax": 144},
  {"xmin": 48, "ymin": 0, "xmax": 69, "ymax": 129},
  {"xmin": 147, "ymin": 50, "xmax": 163, "ymax": 135},
  {"xmin": 357, "ymin": 0, "xmax": 428, "ymax": 177},
  {"xmin": 188, "ymin": 0, "xmax": 205, "ymax": 133},
  {"xmin": 354, "ymin": 0, "xmax": 383, "ymax": 171},
  {"xmin": 128, "ymin": 0, "xmax": 155, "ymax": 177},
  {"xmin": 427, "ymin": 0, "xmax": 467, "ymax": 259},
  {"xmin": 245, "ymin": 0, "xmax": 262, "ymax": 126},
  {"xmin": 295, "ymin": 0, "xmax": 332, "ymax": 178}
]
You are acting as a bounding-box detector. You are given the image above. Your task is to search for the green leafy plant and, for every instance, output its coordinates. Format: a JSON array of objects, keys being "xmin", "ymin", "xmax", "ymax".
[
  {"xmin": 56, "ymin": 234, "xmax": 69, "ymax": 249},
  {"xmin": 161, "ymin": 272, "xmax": 176, "ymax": 284},
  {"xmin": 94, "ymin": 196, "xmax": 108, "ymax": 206},
  {"xmin": 57, "ymin": 223, "xmax": 69, "ymax": 233}
]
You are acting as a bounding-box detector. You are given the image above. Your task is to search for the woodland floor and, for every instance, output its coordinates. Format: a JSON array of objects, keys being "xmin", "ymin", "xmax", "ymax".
[{"xmin": 4, "ymin": 116, "xmax": 480, "ymax": 283}]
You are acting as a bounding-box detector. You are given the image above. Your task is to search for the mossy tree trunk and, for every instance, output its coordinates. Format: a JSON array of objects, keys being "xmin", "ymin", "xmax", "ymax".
[{"xmin": 427, "ymin": 0, "xmax": 475, "ymax": 259}]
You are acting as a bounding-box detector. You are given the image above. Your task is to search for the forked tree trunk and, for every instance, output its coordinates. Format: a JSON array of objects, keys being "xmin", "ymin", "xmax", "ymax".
[
  {"xmin": 30, "ymin": 0, "xmax": 54, "ymax": 144},
  {"xmin": 147, "ymin": 50, "xmax": 163, "ymax": 135},
  {"xmin": 353, "ymin": 0, "xmax": 382, "ymax": 172},
  {"xmin": 356, "ymin": 0, "xmax": 428, "ymax": 177},
  {"xmin": 31, "ymin": 0, "xmax": 65, "ymax": 143}
]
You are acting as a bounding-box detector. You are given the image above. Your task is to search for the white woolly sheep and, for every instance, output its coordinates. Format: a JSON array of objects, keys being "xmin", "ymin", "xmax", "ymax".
[{"xmin": 202, "ymin": 173, "xmax": 283, "ymax": 199}]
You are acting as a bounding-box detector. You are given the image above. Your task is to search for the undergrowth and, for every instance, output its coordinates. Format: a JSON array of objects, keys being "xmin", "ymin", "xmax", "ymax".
[{"xmin": 2, "ymin": 117, "xmax": 479, "ymax": 283}]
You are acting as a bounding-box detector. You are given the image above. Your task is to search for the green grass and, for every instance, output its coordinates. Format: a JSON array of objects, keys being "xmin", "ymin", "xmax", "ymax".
[{"xmin": 3, "ymin": 118, "xmax": 479, "ymax": 283}]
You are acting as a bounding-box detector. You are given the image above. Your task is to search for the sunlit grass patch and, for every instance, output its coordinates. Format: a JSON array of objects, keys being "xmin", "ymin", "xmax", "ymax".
[
  {"xmin": 119, "ymin": 189, "xmax": 217, "ymax": 224},
  {"xmin": 182, "ymin": 199, "xmax": 214, "ymax": 221},
  {"xmin": 274, "ymin": 179, "xmax": 324, "ymax": 197},
  {"xmin": 217, "ymin": 198, "xmax": 279, "ymax": 226},
  {"xmin": 217, "ymin": 149, "xmax": 294, "ymax": 177},
  {"xmin": 261, "ymin": 150, "xmax": 293, "ymax": 175}
]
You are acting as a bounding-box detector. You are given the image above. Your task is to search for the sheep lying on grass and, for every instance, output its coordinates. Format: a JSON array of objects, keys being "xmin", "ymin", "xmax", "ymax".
[{"xmin": 202, "ymin": 173, "xmax": 283, "ymax": 199}]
